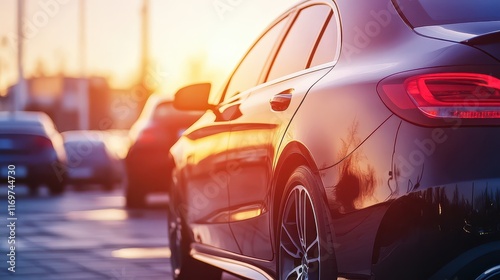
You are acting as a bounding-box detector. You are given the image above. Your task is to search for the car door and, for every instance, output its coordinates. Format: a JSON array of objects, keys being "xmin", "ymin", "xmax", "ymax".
[
  {"xmin": 171, "ymin": 17, "xmax": 291, "ymax": 255},
  {"xmin": 225, "ymin": 2, "xmax": 341, "ymax": 260}
]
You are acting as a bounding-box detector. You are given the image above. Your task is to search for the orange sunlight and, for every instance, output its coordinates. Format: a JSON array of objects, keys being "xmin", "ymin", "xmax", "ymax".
[
  {"xmin": 66, "ymin": 209, "xmax": 129, "ymax": 221},
  {"xmin": 0, "ymin": 0, "xmax": 298, "ymax": 95},
  {"xmin": 112, "ymin": 247, "xmax": 171, "ymax": 259}
]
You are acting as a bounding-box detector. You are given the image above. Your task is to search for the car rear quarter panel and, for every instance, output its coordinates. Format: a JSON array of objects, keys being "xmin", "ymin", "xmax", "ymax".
[
  {"xmin": 367, "ymin": 123, "xmax": 500, "ymax": 279},
  {"xmin": 275, "ymin": 0, "xmax": 500, "ymax": 276}
]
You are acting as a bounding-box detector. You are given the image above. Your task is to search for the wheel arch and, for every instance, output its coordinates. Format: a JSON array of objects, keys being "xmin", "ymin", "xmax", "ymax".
[
  {"xmin": 271, "ymin": 140, "xmax": 333, "ymax": 254},
  {"xmin": 271, "ymin": 140, "xmax": 339, "ymax": 278}
]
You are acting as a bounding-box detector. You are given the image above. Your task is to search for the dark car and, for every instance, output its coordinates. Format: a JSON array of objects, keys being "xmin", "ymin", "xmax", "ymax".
[
  {"xmin": 0, "ymin": 111, "xmax": 66, "ymax": 195},
  {"xmin": 125, "ymin": 94, "xmax": 202, "ymax": 208},
  {"xmin": 63, "ymin": 130, "xmax": 123, "ymax": 191},
  {"xmin": 168, "ymin": 0, "xmax": 500, "ymax": 279}
]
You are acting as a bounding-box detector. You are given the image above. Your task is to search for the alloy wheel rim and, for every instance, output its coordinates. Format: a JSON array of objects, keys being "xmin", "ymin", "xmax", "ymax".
[
  {"xmin": 476, "ymin": 265, "xmax": 500, "ymax": 280},
  {"xmin": 280, "ymin": 185, "xmax": 321, "ymax": 280}
]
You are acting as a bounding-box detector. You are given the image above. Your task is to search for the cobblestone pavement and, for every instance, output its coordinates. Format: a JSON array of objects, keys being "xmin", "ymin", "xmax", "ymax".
[{"xmin": 0, "ymin": 187, "xmax": 241, "ymax": 280}]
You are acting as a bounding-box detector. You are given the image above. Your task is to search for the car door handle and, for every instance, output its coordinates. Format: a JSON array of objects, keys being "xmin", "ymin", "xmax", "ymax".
[{"xmin": 270, "ymin": 88, "xmax": 294, "ymax": 111}]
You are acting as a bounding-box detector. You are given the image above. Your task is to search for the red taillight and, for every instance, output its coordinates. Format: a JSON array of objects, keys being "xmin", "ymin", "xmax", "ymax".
[{"xmin": 404, "ymin": 73, "xmax": 500, "ymax": 119}]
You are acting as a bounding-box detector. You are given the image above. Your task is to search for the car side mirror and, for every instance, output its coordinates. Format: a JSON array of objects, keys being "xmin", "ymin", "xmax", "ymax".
[{"xmin": 173, "ymin": 83, "xmax": 212, "ymax": 111}]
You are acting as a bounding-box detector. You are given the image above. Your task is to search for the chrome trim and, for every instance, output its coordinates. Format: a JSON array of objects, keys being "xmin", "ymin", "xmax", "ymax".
[{"xmin": 192, "ymin": 251, "xmax": 274, "ymax": 280}]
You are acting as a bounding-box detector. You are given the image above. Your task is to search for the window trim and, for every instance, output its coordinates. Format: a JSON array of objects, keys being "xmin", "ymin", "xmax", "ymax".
[
  {"xmin": 263, "ymin": 1, "xmax": 342, "ymax": 83},
  {"xmin": 306, "ymin": 10, "xmax": 334, "ymax": 68},
  {"xmin": 216, "ymin": 0, "xmax": 342, "ymax": 105},
  {"xmin": 217, "ymin": 13, "xmax": 294, "ymax": 104}
]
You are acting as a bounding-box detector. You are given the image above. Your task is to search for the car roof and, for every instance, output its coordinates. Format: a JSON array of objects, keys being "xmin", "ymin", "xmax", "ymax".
[
  {"xmin": 137, "ymin": 94, "xmax": 173, "ymax": 121},
  {"xmin": 128, "ymin": 94, "xmax": 172, "ymax": 140},
  {"xmin": 0, "ymin": 111, "xmax": 52, "ymax": 123},
  {"xmin": 62, "ymin": 130, "xmax": 107, "ymax": 143},
  {"xmin": 64, "ymin": 139, "xmax": 106, "ymax": 148},
  {"xmin": 0, "ymin": 111, "xmax": 56, "ymax": 135}
]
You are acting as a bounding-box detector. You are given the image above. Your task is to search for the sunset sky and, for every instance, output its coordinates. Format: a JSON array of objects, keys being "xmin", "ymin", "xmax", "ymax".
[{"xmin": 0, "ymin": 0, "xmax": 298, "ymax": 96}]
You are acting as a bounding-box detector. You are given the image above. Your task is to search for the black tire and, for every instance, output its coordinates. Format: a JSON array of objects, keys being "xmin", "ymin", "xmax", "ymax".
[
  {"xmin": 125, "ymin": 185, "xmax": 146, "ymax": 208},
  {"xmin": 49, "ymin": 182, "xmax": 65, "ymax": 196},
  {"xmin": 28, "ymin": 184, "xmax": 39, "ymax": 196},
  {"xmin": 102, "ymin": 182, "xmax": 115, "ymax": 192},
  {"xmin": 278, "ymin": 165, "xmax": 337, "ymax": 280},
  {"xmin": 168, "ymin": 188, "xmax": 222, "ymax": 280},
  {"xmin": 451, "ymin": 251, "xmax": 500, "ymax": 280}
]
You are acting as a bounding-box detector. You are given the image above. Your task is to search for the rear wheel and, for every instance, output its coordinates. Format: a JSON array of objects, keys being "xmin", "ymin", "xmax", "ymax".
[
  {"xmin": 49, "ymin": 182, "xmax": 65, "ymax": 196},
  {"xmin": 278, "ymin": 165, "xmax": 337, "ymax": 280},
  {"xmin": 102, "ymin": 182, "xmax": 115, "ymax": 192},
  {"xmin": 28, "ymin": 184, "xmax": 39, "ymax": 196},
  {"xmin": 476, "ymin": 266, "xmax": 500, "ymax": 280},
  {"xmin": 125, "ymin": 181, "xmax": 146, "ymax": 208},
  {"xmin": 453, "ymin": 251, "xmax": 500, "ymax": 280}
]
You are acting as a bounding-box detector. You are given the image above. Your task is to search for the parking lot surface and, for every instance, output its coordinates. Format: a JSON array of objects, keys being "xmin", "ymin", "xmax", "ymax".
[{"xmin": 0, "ymin": 187, "xmax": 240, "ymax": 280}]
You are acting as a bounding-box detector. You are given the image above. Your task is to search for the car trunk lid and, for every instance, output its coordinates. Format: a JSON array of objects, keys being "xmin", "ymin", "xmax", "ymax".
[
  {"xmin": 462, "ymin": 31, "xmax": 500, "ymax": 62},
  {"xmin": 414, "ymin": 21, "xmax": 500, "ymax": 61},
  {"xmin": 0, "ymin": 134, "xmax": 53, "ymax": 154}
]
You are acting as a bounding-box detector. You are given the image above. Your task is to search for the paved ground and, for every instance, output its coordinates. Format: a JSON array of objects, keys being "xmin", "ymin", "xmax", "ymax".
[{"xmin": 0, "ymin": 186, "xmax": 241, "ymax": 280}]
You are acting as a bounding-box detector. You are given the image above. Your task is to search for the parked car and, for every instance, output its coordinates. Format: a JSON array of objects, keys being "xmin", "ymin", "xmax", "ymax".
[
  {"xmin": 63, "ymin": 130, "xmax": 123, "ymax": 191},
  {"xmin": 168, "ymin": 0, "xmax": 500, "ymax": 279},
  {"xmin": 125, "ymin": 94, "xmax": 203, "ymax": 208},
  {"xmin": 0, "ymin": 111, "xmax": 66, "ymax": 195}
]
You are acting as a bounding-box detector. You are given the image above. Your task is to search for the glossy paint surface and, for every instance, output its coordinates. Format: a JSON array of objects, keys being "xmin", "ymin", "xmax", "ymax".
[{"xmin": 169, "ymin": 0, "xmax": 500, "ymax": 278}]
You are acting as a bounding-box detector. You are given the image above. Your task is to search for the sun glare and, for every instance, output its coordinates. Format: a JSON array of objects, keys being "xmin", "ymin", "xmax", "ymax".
[
  {"xmin": 0, "ymin": 0, "xmax": 298, "ymax": 93},
  {"xmin": 67, "ymin": 209, "xmax": 128, "ymax": 221},
  {"xmin": 112, "ymin": 247, "xmax": 171, "ymax": 259}
]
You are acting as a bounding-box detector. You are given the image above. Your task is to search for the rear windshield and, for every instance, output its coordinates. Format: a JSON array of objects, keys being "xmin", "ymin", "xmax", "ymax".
[{"xmin": 394, "ymin": 0, "xmax": 500, "ymax": 27}]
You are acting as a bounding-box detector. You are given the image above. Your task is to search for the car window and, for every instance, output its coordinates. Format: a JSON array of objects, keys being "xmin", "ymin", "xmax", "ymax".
[
  {"xmin": 153, "ymin": 102, "xmax": 172, "ymax": 122},
  {"xmin": 137, "ymin": 96, "xmax": 159, "ymax": 122},
  {"xmin": 309, "ymin": 12, "xmax": 339, "ymax": 67},
  {"xmin": 223, "ymin": 19, "xmax": 287, "ymax": 102},
  {"xmin": 266, "ymin": 5, "xmax": 332, "ymax": 81}
]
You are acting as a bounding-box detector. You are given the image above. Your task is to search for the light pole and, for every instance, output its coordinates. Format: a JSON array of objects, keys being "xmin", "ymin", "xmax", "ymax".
[
  {"xmin": 15, "ymin": 0, "xmax": 27, "ymax": 111},
  {"xmin": 140, "ymin": 0, "xmax": 150, "ymax": 87},
  {"xmin": 78, "ymin": 0, "xmax": 89, "ymax": 130},
  {"xmin": 0, "ymin": 37, "xmax": 7, "ymax": 98}
]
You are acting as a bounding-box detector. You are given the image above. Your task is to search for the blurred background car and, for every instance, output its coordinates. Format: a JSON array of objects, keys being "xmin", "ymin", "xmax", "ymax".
[
  {"xmin": 63, "ymin": 130, "xmax": 124, "ymax": 191},
  {"xmin": 0, "ymin": 111, "xmax": 66, "ymax": 195},
  {"xmin": 125, "ymin": 94, "xmax": 203, "ymax": 208}
]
